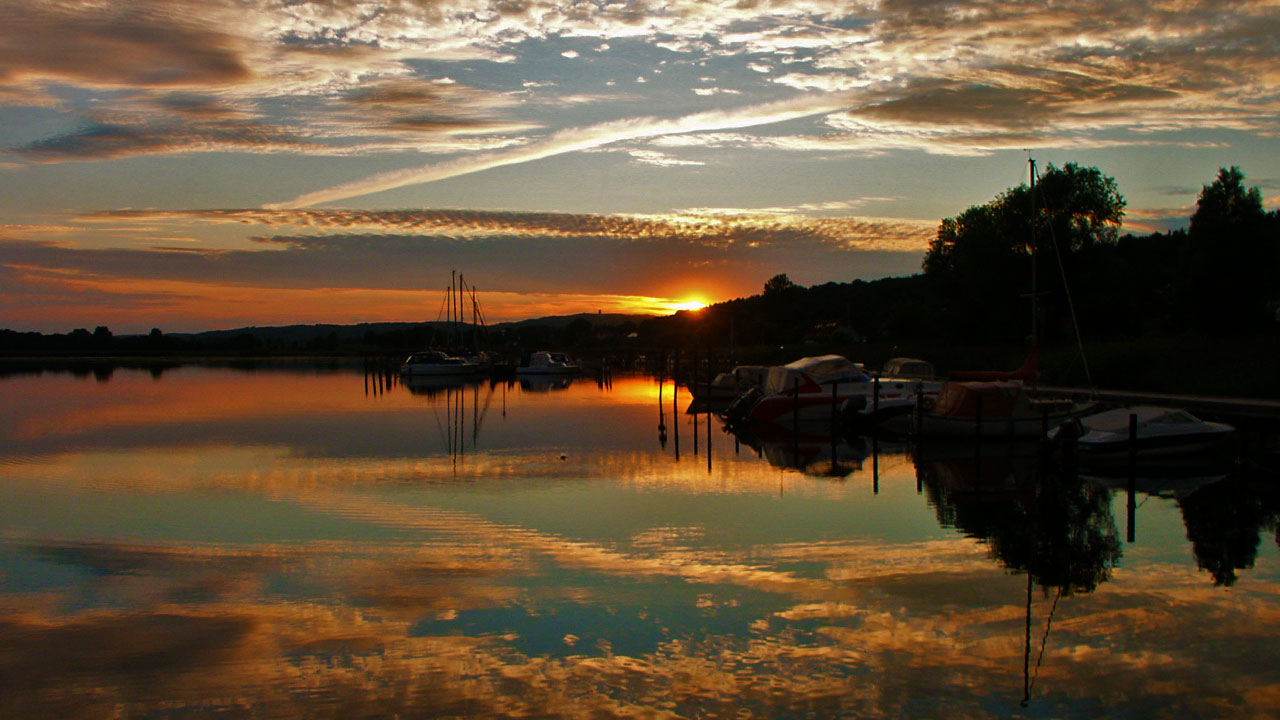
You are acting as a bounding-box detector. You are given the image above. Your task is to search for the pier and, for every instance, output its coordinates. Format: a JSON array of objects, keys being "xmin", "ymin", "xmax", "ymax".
[{"xmin": 1029, "ymin": 386, "xmax": 1280, "ymax": 422}]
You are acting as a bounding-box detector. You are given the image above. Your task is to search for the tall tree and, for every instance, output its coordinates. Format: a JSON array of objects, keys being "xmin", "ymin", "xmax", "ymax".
[
  {"xmin": 923, "ymin": 162, "xmax": 1125, "ymax": 341},
  {"xmin": 1180, "ymin": 166, "xmax": 1275, "ymax": 332}
]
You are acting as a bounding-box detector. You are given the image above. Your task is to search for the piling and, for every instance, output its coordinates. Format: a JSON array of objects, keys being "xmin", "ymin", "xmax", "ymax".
[{"xmin": 1127, "ymin": 412, "xmax": 1138, "ymax": 543}]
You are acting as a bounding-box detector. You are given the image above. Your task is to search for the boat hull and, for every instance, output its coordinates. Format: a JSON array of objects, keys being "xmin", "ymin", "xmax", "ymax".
[
  {"xmin": 746, "ymin": 382, "xmax": 927, "ymax": 424},
  {"xmin": 1073, "ymin": 428, "xmax": 1236, "ymax": 462},
  {"xmin": 400, "ymin": 363, "xmax": 479, "ymax": 376}
]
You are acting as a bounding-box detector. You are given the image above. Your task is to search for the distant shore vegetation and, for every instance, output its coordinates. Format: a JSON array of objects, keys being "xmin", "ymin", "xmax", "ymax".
[{"xmin": 3, "ymin": 165, "xmax": 1277, "ymax": 397}]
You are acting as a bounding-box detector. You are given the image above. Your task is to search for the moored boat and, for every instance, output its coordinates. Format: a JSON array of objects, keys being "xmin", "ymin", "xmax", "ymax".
[
  {"xmin": 517, "ymin": 351, "xmax": 581, "ymax": 375},
  {"xmin": 400, "ymin": 350, "xmax": 481, "ymax": 376},
  {"xmin": 881, "ymin": 380, "xmax": 1096, "ymax": 439},
  {"xmin": 728, "ymin": 355, "xmax": 941, "ymax": 428},
  {"xmin": 1049, "ymin": 405, "xmax": 1236, "ymax": 462},
  {"xmin": 689, "ymin": 365, "xmax": 769, "ymax": 401}
]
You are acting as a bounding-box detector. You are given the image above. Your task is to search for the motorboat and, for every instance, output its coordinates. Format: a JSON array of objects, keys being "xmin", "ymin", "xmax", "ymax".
[
  {"xmin": 844, "ymin": 357, "xmax": 943, "ymax": 428},
  {"xmin": 880, "ymin": 380, "xmax": 1096, "ymax": 439},
  {"xmin": 399, "ymin": 350, "xmax": 481, "ymax": 376},
  {"xmin": 516, "ymin": 351, "xmax": 581, "ymax": 375},
  {"xmin": 1050, "ymin": 405, "xmax": 1236, "ymax": 462},
  {"xmin": 688, "ymin": 365, "xmax": 769, "ymax": 401},
  {"xmin": 727, "ymin": 355, "xmax": 940, "ymax": 427}
]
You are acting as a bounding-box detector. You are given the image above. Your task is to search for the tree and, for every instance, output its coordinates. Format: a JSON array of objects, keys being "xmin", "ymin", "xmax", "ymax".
[
  {"xmin": 763, "ymin": 273, "xmax": 796, "ymax": 296},
  {"xmin": 1180, "ymin": 166, "xmax": 1275, "ymax": 332},
  {"xmin": 1190, "ymin": 166, "xmax": 1264, "ymax": 237},
  {"xmin": 923, "ymin": 162, "xmax": 1125, "ymax": 341}
]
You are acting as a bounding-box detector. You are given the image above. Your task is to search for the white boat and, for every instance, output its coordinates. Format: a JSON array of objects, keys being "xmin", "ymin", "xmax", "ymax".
[
  {"xmin": 516, "ymin": 351, "xmax": 581, "ymax": 375},
  {"xmin": 728, "ymin": 355, "xmax": 942, "ymax": 427},
  {"xmin": 399, "ymin": 350, "xmax": 480, "ymax": 376},
  {"xmin": 1050, "ymin": 406, "xmax": 1236, "ymax": 461},
  {"xmin": 689, "ymin": 365, "xmax": 769, "ymax": 401},
  {"xmin": 881, "ymin": 380, "xmax": 1096, "ymax": 439},
  {"xmin": 845, "ymin": 357, "xmax": 943, "ymax": 427}
]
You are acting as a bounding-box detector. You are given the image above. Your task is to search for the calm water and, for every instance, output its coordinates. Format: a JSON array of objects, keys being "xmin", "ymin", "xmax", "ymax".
[{"xmin": 2, "ymin": 363, "xmax": 1279, "ymax": 719}]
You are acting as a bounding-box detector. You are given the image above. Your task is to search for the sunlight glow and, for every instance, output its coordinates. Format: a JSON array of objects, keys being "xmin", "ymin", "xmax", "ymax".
[{"xmin": 672, "ymin": 298, "xmax": 708, "ymax": 312}]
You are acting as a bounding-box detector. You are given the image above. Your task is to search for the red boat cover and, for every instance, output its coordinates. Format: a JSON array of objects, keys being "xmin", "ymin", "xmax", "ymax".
[{"xmin": 934, "ymin": 381, "xmax": 1022, "ymax": 418}]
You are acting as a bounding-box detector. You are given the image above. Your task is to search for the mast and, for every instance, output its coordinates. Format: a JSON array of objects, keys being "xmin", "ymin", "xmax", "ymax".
[{"xmin": 1029, "ymin": 156, "xmax": 1038, "ymax": 350}]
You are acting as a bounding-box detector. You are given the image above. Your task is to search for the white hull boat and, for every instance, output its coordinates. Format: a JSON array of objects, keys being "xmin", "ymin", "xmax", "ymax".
[
  {"xmin": 728, "ymin": 355, "xmax": 943, "ymax": 427},
  {"xmin": 1050, "ymin": 406, "xmax": 1236, "ymax": 461},
  {"xmin": 517, "ymin": 351, "xmax": 581, "ymax": 375},
  {"xmin": 400, "ymin": 350, "xmax": 480, "ymax": 376}
]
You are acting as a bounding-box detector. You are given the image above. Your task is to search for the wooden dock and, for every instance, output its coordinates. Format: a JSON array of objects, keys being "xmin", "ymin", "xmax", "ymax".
[{"xmin": 1029, "ymin": 385, "xmax": 1280, "ymax": 423}]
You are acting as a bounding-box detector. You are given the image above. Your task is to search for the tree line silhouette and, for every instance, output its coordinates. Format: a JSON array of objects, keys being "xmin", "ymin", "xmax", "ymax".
[{"xmin": 3, "ymin": 164, "xmax": 1276, "ymax": 393}]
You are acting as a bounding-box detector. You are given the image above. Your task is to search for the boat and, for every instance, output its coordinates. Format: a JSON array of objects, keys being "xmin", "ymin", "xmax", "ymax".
[
  {"xmin": 881, "ymin": 380, "xmax": 1096, "ymax": 439},
  {"xmin": 516, "ymin": 351, "xmax": 581, "ymax": 375},
  {"xmin": 726, "ymin": 354, "xmax": 940, "ymax": 427},
  {"xmin": 844, "ymin": 357, "xmax": 944, "ymax": 428},
  {"xmin": 399, "ymin": 350, "xmax": 480, "ymax": 376},
  {"xmin": 688, "ymin": 365, "xmax": 769, "ymax": 401},
  {"xmin": 1049, "ymin": 405, "xmax": 1236, "ymax": 462}
]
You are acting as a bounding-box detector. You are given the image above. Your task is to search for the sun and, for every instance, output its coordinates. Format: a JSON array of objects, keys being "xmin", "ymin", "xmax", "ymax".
[{"xmin": 671, "ymin": 298, "xmax": 708, "ymax": 312}]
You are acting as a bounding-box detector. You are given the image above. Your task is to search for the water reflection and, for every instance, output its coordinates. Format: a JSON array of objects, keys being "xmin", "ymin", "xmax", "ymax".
[{"xmin": 0, "ymin": 364, "xmax": 1278, "ymax": 718}]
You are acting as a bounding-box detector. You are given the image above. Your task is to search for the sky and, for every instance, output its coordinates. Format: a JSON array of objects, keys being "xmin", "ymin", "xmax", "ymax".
[{"xmin": 2, "ymin": 0, "xmax": 1279, "ymax": 333}]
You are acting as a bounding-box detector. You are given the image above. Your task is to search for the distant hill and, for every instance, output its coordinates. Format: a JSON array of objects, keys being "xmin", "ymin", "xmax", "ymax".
[
  {"xmin": 492, "ymin": 312, "xmax": 645, "ymax": 330},
  {"xmin": 166, "ymin": 313, "xmax": 650, "ymax": 344}
]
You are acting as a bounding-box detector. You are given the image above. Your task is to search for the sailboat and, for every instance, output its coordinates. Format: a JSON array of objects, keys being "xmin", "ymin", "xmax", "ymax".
[
  {"xmin": 882, "ymin": 159, "xmax": 1097, "ymax": 439},
  {"xmin": 401, "ymin": 271, "xmax": 495, "ymax": 376}
]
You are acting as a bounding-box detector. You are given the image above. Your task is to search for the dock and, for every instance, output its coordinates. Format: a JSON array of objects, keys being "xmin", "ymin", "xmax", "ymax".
[{"xmin": 1029, "ymin": 386, "xmax": 1280, "ymax": 423}]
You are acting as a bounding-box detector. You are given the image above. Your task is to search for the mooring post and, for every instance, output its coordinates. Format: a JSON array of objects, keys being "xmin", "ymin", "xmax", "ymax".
[
  {"xmin": 793, "ymin": 377, "xmax": 800, "ymax": 434},
  {"xmin": 975, "ymin": 394, "xmax": 984, "ymax": 443},
  {"xmin": 831, "ymin": 381, "xmax": 839, "ymax": 434},
  {"xmin": 1127, "ymin": 411, "xmax": 1138, "ymax": 543}
]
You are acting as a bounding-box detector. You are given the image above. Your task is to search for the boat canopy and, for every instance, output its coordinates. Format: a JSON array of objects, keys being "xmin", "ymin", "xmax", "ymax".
[
  {"xmin": 934, "ymin": 381, "xmax": 1029, "ymax": 418},
  {"xmin": 882, "ymin": 357, "xmax": 934, "ymax": 378},
  {"xmin": 764, "ymin": 355, "xmax": 868, "ymax": 395}
]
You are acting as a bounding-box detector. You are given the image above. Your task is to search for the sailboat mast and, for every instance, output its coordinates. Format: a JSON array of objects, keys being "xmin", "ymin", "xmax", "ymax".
[{"xmin": 1029, "ymin": 157, "xmax": 1038, "ymax": 349}]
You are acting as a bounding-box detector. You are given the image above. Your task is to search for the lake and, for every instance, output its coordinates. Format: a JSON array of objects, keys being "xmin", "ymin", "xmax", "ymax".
[{"xmin": 2, "ymin": 361, "xmax": 1278, "ymax": 719}]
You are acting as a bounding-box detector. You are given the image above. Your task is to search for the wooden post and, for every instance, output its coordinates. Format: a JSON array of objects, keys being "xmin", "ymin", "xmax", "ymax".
[
  {"xmin": 975, "ymin": 394, "xmax": 984, "ymax": 442},
  {"xmin": 831, "ymin": 381, "xmax": 839, "ymax": 434},
  {"xmin": 914, "ymin": 386, "xmax": 924, "ymax": 437},
  {"xmin": 1127, "ymin": 412, "xmax": 1138, "ymax": 543},
  {"xmin": 673, "ymin": 360, "xmax": 680, "ymax": 460},
  {"xmin": 793, "ymin": 377, "xmax": 800, "ymax": 434}
]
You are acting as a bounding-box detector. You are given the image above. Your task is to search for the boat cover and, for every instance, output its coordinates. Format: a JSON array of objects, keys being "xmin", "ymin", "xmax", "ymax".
[
  {"xmin": 764, "ymin": 355, "xmax": 867, "ymax": 394},
  {"xmin": 933, "ymin": 381, "xmax": 1025, "ymax": 418},
  {"xmin": 882, "ymin": 357, "xmax": 934, "ymax": 378}
]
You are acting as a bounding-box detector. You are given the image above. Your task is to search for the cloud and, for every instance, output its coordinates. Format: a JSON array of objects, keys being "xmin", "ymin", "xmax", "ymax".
[
  {"xmin": 81, "ymin": 207, "xmax": 934, "ymax": 252},
  {"xmin": 14, "ymin": 117, "xmax": 313, "ymax": 161},
  {"xmin": 267, "ymin": 93, "xmax": 858, "ymax": 207},
  {"xmin": 1, "ymin": 201, "xmax": 931, "ymax": 331}
]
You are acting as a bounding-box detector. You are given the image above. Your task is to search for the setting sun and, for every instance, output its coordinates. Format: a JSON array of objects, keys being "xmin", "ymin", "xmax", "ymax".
[{"xmin": 671, "ymin": 298, "xmax": 708, "ymax": 312}]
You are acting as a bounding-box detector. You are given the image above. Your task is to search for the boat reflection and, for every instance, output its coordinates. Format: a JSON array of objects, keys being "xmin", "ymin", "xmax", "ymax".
[
  {"xmin": 519, "ymin": 375, "xmax": 576, "ymax": 392},
  {"xmin": 725, "ymin": 422, "xmax": 871, "ymax": 479},
  {"xmin": 401, "ymin": 373, "xmax": 487, "ymax": 396}
]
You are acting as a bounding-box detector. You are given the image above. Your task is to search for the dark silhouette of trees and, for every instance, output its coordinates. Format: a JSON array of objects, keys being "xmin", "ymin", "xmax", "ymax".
[
  {"xmin": 1180, "ymin": 166, "xmax": 1277, "ymax": 333},
  {"xmin": 763, "ymin": 273, "xmax": 796, "ymax": 296},
  {"xmin": 923, "ymin": 163, "xmax": 1126, "ymax": 343}
]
